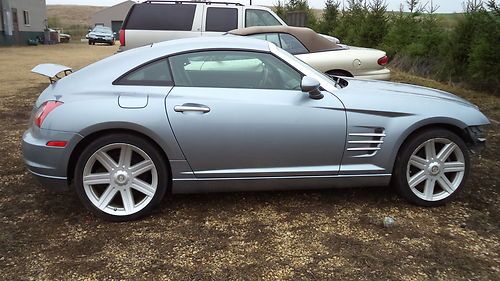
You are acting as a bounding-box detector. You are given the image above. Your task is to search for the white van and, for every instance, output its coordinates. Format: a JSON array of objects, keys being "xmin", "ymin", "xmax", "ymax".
[{"xmin": 119, "ymin": 1, "xmax": 287, "ymax": 51}]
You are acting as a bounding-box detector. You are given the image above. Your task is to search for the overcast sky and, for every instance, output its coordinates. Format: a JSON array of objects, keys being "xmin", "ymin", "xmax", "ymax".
[{"xmin": 45, "ymin": 0, "xmax": 483, "ymax": 13}]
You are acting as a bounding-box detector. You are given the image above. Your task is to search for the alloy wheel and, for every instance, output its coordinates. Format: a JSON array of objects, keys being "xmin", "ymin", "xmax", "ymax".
[
  {"xmin": 82, "ymin": 143, "xmax": 158, "ymax": 216},
  {"xmin": 406, "ymin": 138, "xmax": 466, "ymax": 201}
]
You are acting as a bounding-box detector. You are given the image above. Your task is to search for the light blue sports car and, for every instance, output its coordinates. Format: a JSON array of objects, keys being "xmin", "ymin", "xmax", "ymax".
[{"xmin": 23, "ymin": 36, "xmax": 489, "ymax": 221}]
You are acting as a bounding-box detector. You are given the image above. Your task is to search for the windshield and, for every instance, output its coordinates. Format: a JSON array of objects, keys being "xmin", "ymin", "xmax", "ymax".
[
  {"xmin": 92, "ymin": 26, "xmax": 112, "ymax": 33},
  {"xmin": 272, "ymin": 45, "xmax": 347, "ymax": 89}
]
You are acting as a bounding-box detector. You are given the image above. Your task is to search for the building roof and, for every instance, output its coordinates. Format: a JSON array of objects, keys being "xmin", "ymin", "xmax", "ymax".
[
  {"xmin": 93, "ymin": 0, "xmax": 136, "ymax": 17},
  {"xmin": 228, "ymin": 26, "xmax": 339, "ymax": 53}
]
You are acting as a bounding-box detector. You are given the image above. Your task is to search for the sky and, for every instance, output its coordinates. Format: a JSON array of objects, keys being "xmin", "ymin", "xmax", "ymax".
[{"xmin": 44, "ymin": 0, "xmax": 479, "ymax": 13}]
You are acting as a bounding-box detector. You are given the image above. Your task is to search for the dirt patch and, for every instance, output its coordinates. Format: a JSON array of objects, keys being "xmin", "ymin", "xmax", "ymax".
[{"xmin": 0, "ymin": 44, "xmax": 498, "ymax": 280}]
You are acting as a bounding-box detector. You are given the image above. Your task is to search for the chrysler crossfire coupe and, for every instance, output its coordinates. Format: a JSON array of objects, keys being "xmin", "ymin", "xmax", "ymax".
[{"xmin": 23, "ymin": 37, "xmax": 489, "ymax": 221}]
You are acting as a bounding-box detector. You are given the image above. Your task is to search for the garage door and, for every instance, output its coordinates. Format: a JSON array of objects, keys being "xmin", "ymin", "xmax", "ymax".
[{"xmin": 111, "ymin": 21, "xmax": 123, "ymax": 39}]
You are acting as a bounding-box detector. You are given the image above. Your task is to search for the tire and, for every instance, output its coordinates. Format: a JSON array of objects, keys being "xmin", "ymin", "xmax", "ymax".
[
  {"xmin": 74, "ymin": 133, "xmax": 168, "ymax": 221},
  {"xmin": 88, "ymin": 40, "xmax": 92, "ymax": 45},
  {"xmin": 393, "ymin": 128, "xmax": 470, "ymax": 206}
]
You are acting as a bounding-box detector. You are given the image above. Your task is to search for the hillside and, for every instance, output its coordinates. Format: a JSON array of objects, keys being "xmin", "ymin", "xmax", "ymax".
[{"xmin": 47, "ymin": 5, "xmax": 105, "ymax": 27}]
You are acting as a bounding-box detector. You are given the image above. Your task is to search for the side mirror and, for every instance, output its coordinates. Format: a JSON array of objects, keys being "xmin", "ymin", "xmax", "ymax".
[
  {"xmin": 88, "ymin": 29, "xmax": 92, "ymax": 32},
  {"xmin": 301, "ymin": 76, "xmax": 323, "ymax": 100}
]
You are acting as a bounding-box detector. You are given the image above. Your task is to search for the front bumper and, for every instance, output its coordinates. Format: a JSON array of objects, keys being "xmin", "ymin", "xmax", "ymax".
[
  {"xmin": 22, "ymin": 128, "xmax": 83, "ymax": 190},
  {"xmin": 89, "ymin": 37, "xmax": 114, "ymax": 43},
  {"xmin": 465, "ymin": 126, "xmax": 487, "ymax": 153}
]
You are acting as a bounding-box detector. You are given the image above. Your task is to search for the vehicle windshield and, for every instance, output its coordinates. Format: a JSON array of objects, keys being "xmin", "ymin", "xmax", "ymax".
[
  {"xmin": 92, "ymin": 26, "xmax": 112, "ymax": 33},
  {"xmin": 272, "ymin": 45, "xmax": 348, "ymax": 88}
]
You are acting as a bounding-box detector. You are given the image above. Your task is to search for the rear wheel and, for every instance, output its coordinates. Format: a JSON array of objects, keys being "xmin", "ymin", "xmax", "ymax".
[
  {"xmin": 393, "ymin": 128, "xmax": 469, "ymax": 206},
  {"xmin": 74, "ymin": 134, "xmax": 168, "ymax": 221}
]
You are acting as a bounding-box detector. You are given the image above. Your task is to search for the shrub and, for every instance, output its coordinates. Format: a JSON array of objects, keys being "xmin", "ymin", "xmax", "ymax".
[{"xmin": 299, "ymin": 0, "xmax": 499, "ymax": 94}]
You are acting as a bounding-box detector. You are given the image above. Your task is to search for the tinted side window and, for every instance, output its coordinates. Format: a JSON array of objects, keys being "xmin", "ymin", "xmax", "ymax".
[
  {"xmin": 206, "ymin": 8, "xmax": 238, "ymax": 32},
  {"xmin": 245, "ymin": 9, "xmax": 281, "ymax": 27},
  {"xmin": 169, "ymin": 51, "xmax": 302, "ymax": 90},
  {"xmin": 115, "ymin": 59, "xmax": 173, "ymax": 86},
  {"xmin": 279, "ymin": 33, "xmax": 309, "ymax": 54},
  {"xmin": 125, "ymin": 4, "xmax": 195, "ymax": 30},
  {"xmin": 248, "ymin": 33, "xmax": 281, "ymax": 47}
]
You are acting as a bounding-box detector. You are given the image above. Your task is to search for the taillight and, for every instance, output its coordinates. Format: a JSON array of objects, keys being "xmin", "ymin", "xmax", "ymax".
[
  {"xmin": 46, "ymin": 141, "xmax": 67, "ymax": 147},
  {"xmin": 378, "ymin": 55, "xmax": 389, "ymax": 66},
  {"xmin": 34, "ymin": 101, "xmax": 63, "ymax": 127},
  {"xmin": 119, "ymin": 29, "xmax": 125, "ymax": 46}
]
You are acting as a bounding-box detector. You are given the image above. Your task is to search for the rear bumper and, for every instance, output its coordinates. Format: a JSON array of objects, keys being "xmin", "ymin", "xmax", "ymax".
[
  {"xmin": 22, "ymin": 128, "xmax": 82, "ymax": 189},
  {"xmin": 354, "ymin": 68, "xmax": 391, "ymax": 81},
  {"xmin": 27, "ymin": 170, "xmax": 68, "ymax": 191}
]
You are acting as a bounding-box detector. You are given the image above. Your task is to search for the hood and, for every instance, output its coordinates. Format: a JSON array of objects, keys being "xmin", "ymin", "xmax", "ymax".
[{"xmin": 345, "ymin": 79, "xmax": 476, "ymax": 108}]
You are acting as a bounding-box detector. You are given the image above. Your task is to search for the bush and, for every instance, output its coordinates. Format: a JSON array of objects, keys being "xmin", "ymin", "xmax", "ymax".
[
  {"xmin": 286, "ymin": 0, "xmax": 499, "ymax": 94},
  {"xmin": 438, "ymin": 6, "xmax": 499, "ymax": 92}
]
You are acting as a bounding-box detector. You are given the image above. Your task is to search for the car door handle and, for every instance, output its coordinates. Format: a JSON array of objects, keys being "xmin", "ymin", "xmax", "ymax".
[{"xmin": 174, "ymin": 104, "xmax": 210, "ymax": 113}]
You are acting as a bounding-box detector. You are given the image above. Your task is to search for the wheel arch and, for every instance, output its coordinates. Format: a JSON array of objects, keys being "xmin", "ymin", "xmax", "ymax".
[
  {"xmin": 390, "ymin": 118, "xmax": 469, "ymax": 174},
  {"xmin": 326, "ymin": 69, "xmax": 354, "ymax": 77},
  {"xmin": 67, "ymin": 126, "xmax": 173, "ymax": 191}
]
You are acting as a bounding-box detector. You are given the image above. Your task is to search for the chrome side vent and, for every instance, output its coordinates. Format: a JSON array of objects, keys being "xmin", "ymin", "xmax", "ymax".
[{"xmin": 347, "ymin": 129, "xmax": 385, "ymax": 158}]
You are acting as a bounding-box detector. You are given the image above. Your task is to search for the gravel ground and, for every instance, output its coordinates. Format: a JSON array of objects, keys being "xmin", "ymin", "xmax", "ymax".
[{"xmin": 0, "ymin": 43, "xmax": 498, "ymax": 280}]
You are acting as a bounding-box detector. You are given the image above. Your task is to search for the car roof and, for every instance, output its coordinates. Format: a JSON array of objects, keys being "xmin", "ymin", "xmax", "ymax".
[
  {"xmin": 228, "ymin": 26, "xmax": 338, "ymax": 53},
  {"xmin": 54, "ymin": 36, "xmax": 272, "ymax": 91},
  {"xmin": 152, "ymin": 35, "xmax": 270, "ymax": 53}
]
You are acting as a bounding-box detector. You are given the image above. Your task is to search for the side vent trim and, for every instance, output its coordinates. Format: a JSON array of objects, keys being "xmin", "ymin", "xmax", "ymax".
[{"xmin": 346, "ymin": 130, "xmax": 386, "ymax": 158}]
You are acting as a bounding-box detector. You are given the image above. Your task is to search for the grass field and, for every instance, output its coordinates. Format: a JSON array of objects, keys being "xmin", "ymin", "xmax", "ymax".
[
  {"xmin": 0, "ymin": 43, "xmax": 498, "ymax": 280},
  {"xmin": 47, "ymin": 5, "xmax": 105, "ymax": 27}
]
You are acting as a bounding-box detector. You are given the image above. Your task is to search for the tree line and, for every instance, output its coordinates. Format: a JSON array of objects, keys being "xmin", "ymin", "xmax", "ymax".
[{"xmin": 275, "ymin": 0, "xmax": 499, "ymax": 95}]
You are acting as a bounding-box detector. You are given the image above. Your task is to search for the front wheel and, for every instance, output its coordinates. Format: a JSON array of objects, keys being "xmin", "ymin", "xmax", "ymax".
[
  {"xmin": 393, "ymin": 128, "xmax": 470, "ymax": 206},
  {"xmin": 74, "ymin": 134, "xmax": 168, "ymax": 221}
]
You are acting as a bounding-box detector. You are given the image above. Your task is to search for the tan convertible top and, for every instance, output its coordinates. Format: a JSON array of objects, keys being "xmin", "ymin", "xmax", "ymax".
[{"xmin": 228, "ymin": 26, "xmax": 339, "ymax": 53}]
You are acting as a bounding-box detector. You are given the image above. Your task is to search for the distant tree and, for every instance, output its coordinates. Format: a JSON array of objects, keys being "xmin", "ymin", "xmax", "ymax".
[
  {"xmin": 335, "ymin": 0, "xmax": 368, "ymax": 45},
  {"xmin": 275, "ymin": 0, "xmax": 287, "ymax": 21},
  {"xmin": 486, "ymin": 0, "xmax": 500, "ymax": 15},
  {"xmin": 405, "ymin": 0, "xmax": 427, "ymax": 14},
  {"xmin": 424, "ymin": 0, "xmax": 440, "ymax": 14},
  {"xmin": 362, "ymin": 0, "xmax": 388, "ymax": 47},
  {"xmin": 319, "ymin": 0, "xmax": 340, "ymax": 34},
  {"xmin": 283, "ymin": 0, "xmax": 318, "ymax": 29},
  {"xmin": 463, "ymin": 0, "xmax": 485, "ymax": 12}
]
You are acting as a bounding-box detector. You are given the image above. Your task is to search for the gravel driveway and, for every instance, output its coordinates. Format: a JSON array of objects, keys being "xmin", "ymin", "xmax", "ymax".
[{"xmin": 0, "ymin": 43, "xmax": 498, "ymax": 280}]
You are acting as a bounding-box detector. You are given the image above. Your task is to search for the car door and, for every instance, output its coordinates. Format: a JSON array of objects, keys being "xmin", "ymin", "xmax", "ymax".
[{"xmin": 166, "ymin": 50, "xmax": 346, "ymax": 178}]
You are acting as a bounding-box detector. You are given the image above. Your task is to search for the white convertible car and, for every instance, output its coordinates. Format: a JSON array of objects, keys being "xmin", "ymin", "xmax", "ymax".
[{"xmin": 229, "ymin": 26, "xmax": 390, "ymax": 80}]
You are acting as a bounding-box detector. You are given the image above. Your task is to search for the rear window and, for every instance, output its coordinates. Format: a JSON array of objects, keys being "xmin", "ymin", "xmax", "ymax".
[
  {"xmin": 115, "ymin": 59, "xmax": 173, "ymax": 86},
  {"xmin": 249, "ymin": 33, "xmax": 281, "ymax": 47},
  {"xmin": 279, "ymin": 33, "xmax": 309, "ymax": 54},
  {"xmin": 206, "ymin": 7, "xmax": 238, "ymax": 32},
  {"xmin": 124, "ymin": 4, "xmax": 196, "ymax": 31}
]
